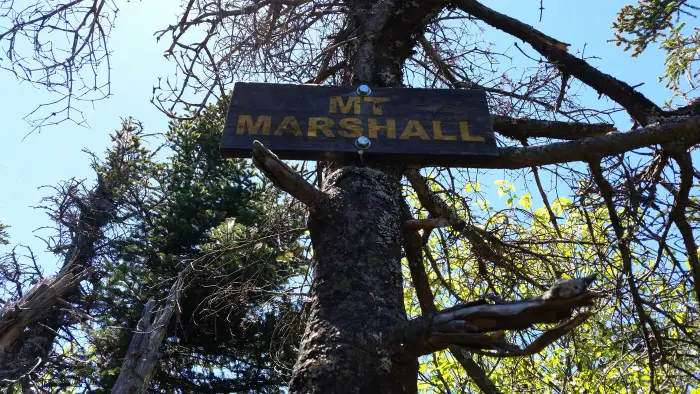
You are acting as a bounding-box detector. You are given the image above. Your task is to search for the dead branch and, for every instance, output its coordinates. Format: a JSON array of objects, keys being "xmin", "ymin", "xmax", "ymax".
[
  {"xmin": 394, "ymin": 276, "xmax": 599, "ymax": 359},
  {"xmin": 455, "ymin": 0, "xmax": 662, "ymax": 125},
  {"xmin": 111, "ymin": 274, "xmax": 186, "ymax": 394},
  {"xmin": 251, "ymin": 141, "xmax": 326, "ymax": 209},
  {"xmin": 478, "ymin": 115, "xmax": 700, "ymax": 169},
  {"xmin": 492, "ymin": 115, "xmax": 615, "ymax": 141}
]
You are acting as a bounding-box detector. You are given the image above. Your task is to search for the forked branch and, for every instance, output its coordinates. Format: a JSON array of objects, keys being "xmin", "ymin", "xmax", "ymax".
[{"xmin": 393, "ymin": 276, "xmax": 599, "ymax": 359}]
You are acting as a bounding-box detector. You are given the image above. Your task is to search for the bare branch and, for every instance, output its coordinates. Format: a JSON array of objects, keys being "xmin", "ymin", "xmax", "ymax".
[
  {"xmin": 111, "ymin": 274, "xmax": 186, "ymax": 394},
  {"xmin": 251, "ymin": 141, "xmax": 326, "ymax": 208},
  {"xmin": 0, "ymin": 0, "xmax": 118, "ymax": 129},
  {"xmin": 455, "ymin": 0, "xmax": 662, "ymax": 125},
  {"xmin": 479, "ymin": 115, "xmax": 700, "ymax": 169},
  {"xmin": 492, "ymin": 115, "xmax": 615, "ymax": 141}
]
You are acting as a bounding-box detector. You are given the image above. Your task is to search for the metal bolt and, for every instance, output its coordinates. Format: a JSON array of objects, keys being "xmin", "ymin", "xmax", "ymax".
[
  {"xmin": 356, "ymin": 84, "xmax": 372, "ymax": 96},
  {"xmin": 355, "ymin": 136, "xmax": 371, "ymax": 150}
]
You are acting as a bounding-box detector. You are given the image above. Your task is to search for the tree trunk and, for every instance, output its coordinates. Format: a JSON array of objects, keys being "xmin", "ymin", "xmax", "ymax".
[
  {"xmin": 112, "ymin": 275, "xmax": 185, "ymax": 394},
  {"xmin": 290, "ymin": 166, "xmax": 417, "ymax": 393}
]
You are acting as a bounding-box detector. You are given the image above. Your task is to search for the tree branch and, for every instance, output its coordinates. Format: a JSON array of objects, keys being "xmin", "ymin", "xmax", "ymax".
[
  {"xmin": 307, "ymin": 60, "xmax": 349, "ymax": 84},
  {"xmin": 416, "ymin": 36, "xmax": 580, "ymax": 117},
  {"xmin": 455, "ymin": 0, "xmax": 662, "ymax": 125},
  {"xmin": 251, "ymin": 141, "xmax": 326, "ymax": 208},
  {"xmin": 406, "ymin": 170, "xmax": 552, "ymax": 289},
  {"xmin": 393, "ymin": 285, "xmax": 598, "ymax": 360},
  {"xmin": 667, "ymin": 148, "xmax": 700, "ymax": 306},
  {"xmin": 478, "ymin": 115, "xmax": 700, "ymax": 169},
  {"xmin": 401, "ymin": 202, "xmax": 505, "ymax": 394},
  {"xmin": 417, "ymin": 33, "xmax": 617, "ymax": 141},
  {"xmin": 402, "ymin": 225, "xmax": 436, "ymax": 311},
  {"xmin": 406, "ymin": 171, "xmax": 516, "ymax": 273},
  {"xmin": 111, "ymin": 274, "xmax": 186, "ymax": 394},
  {"xmin": 403, "ymin": 218, "xmax": 449, "ymax": 230},
  {"xmin": 520, "ymin": 139, "xmax": 563, "ymax": 242},
  {"xmin": 588, "ymin": 160, "xmax": 662, "ymax": 386},
  {"xmin": 492, "ymin": 116, "xmax": 615, "ymax": 141}
]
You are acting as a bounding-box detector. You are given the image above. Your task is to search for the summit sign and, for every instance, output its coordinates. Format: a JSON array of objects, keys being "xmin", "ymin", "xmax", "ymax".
[{"xmin": 221, "ymin": 82, "xmax": 497, "ymax": 166}]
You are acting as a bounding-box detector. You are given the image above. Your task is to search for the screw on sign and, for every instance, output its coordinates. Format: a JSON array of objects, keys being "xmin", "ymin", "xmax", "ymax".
[
  {"xmin": 356, "ymin": 84, "xmax": 372, "ymax": 96},
  {"xmin": 354, "ymin": 136, "xmax": 371, "ymax": 164}
]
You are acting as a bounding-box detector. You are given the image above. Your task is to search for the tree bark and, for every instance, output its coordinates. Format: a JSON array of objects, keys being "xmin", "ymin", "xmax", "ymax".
[
  {"xmin": 112, "ymin": 275, "xmax": 185, "ymax": 394},
  {"xmin": 289, "ymin": 166, "xmax": 417, "ymax": 393}
]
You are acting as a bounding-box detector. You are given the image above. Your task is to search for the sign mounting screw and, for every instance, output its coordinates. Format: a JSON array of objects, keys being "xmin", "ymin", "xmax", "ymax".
[
  {"xmin": 355, "ymin": 136, "xmax": 371, "ymax": 150},
  {"xmin": 356, "ymin": 84, "xmax": 372, "ymax": 96}
]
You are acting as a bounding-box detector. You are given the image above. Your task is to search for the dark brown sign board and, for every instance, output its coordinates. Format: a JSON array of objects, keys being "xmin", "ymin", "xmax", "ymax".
[{"xmin": 221, "ymin": 82, "xmax": 498, "ymax": 167}]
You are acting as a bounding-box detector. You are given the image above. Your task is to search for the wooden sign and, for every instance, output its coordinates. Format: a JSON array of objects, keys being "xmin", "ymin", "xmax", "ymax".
[{"xmin": 221, "ymin": 82, "xmax": 497, "ymax": 166}]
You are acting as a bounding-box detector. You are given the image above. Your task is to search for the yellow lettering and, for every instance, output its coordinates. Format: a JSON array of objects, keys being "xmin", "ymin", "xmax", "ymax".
[
  {"xmin": 308, "ymin": 117, "xmax": 335, "ymax": 137},
  {"xmin": 329, "ymin": 96, "xmax": 361, "ymax": 114},
  {"xmin": 338, "ymin": 118, "xmax": 363, "ymax": 138},
  {"xmin": 432, "ymin": 121, "xmax": 457, "ymax": 141},
  {"xmin": 368, "ymin": 119, "xmax": 396, "ymax": 139},
  {"xmin": 459, "ymin": 121, "xmax": 485, "ymax": 142},
  {"xmin": 400, "ymin": 120, "xmax": 430, "ymax": 140},
  {"xmin": 236, "ymin": 115, "xmax": 271, "ymax": 135},
  {"xmin": 274, "ymin": 116, "xmax": 302, "ymax": 136},
  {"xmin": 363, "ymin": 97, "xmax": 390, "ymax": 115}
]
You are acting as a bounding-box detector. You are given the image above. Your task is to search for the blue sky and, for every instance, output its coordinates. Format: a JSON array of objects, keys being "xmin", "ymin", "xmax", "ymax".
[{"xmin": 0, "ymin": 0, "xmax": 684, "ymax": 275}]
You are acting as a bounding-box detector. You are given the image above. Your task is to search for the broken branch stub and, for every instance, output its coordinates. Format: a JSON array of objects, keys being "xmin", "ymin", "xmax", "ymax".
[
  {"xmin": 394, "ymin": 275, "xmax": 600, "ymax": 360},
  {"xmin": 251, "ymin": 140, "xmax": 326, "ymax": 208},
  {"xmin": 0, "ymin": 272, "xmax": 82, "ymax": 357},
  {"xmin": 403, "ymin": 217, "xmax": 449, "ymax": 230}
]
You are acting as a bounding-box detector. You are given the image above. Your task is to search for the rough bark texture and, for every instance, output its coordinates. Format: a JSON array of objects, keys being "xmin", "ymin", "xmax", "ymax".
[
  {"xmin": 287, "ymin": 1, "xmax": 441, "ymax": 391},
  {"xmin": 289, "ymin": 166, "xmax": 417, "ymax": 393}
]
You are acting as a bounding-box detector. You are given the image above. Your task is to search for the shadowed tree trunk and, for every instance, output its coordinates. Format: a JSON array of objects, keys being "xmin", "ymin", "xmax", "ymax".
[
  {"xmin": 290, "ymin": 166, "xmax": 417, "ymax": 393},
  {"xmin": 286, "ymin": 4, "xmax": 424, "ymax": 389}
]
